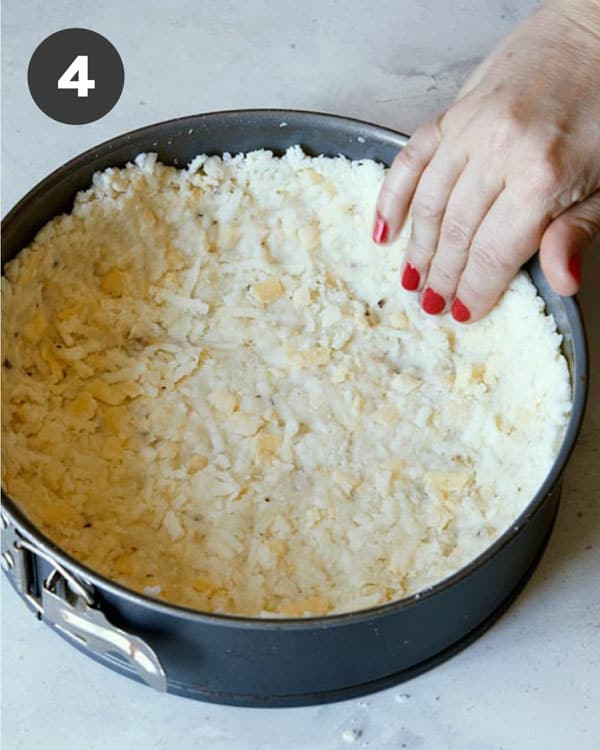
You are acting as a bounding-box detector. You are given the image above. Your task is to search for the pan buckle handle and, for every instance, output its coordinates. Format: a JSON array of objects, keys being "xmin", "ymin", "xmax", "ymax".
[
  {"xmin": 1, "ymin": 513, "xmax": 167, "ymax": 692},
  {"xmin": 42, "ymin": 569, "xmax": 167, "ymax": 692}
]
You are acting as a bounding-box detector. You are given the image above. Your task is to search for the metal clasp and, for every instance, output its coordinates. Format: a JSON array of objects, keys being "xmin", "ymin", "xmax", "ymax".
[
  {"xmin": 1, "ymin": 512, "xmax": 167, "ymax": 692},
  {"xmin": 1, "ymin": 514, "xmax": 43, "ymax": 615},
  {"xmin": 42, "ymin": 569, "xmax": 167, "ymax": 692}
]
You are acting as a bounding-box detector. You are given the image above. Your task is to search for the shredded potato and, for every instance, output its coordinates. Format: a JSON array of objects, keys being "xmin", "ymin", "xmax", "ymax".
[{"xmin": 1, "ymin": 148, "xmax": 571, "ymax": 616}]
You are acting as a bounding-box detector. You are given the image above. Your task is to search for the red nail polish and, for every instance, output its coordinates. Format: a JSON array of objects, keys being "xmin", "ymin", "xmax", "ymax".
[
  {"xmin": 372, "ymin": 213, "xmax": 388, "ymax": 244},
  {"xmin": 568, "ymin": 253, "xmax": 582, "ymax": 285},
  {"xmin": 422, "ymin": 287, "xmax": 445, "ymax": 315},
  {"xmin": 401, "ymin": 263, "xmax": 420, "ymax": 291},
  {"xmin": 451, "ymin": 297, "xmax": 471, "ymax": 323}
]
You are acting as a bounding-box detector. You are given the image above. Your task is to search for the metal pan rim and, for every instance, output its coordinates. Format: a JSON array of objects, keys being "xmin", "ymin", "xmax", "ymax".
[{"xmin": 1, "ymin": 108, "xmax": 588, "ymax": 629}]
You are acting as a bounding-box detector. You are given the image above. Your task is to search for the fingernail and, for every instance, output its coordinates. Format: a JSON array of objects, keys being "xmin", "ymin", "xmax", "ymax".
[
  {"xmin": 422, "ymin": 287, "xmax": 445, "ymax": 315},
  {"xmin": 568, "ymin": 253, "xmax": 582, "ymax": 285},
  {"xmin": 451, "ymin": 297, "xmax": 471, "ymax": 323},
  {"xmin": 372, "ymin": 213, "xmax": 388, "ymax": 244},
  {"xmin": 401, "ymin": 263, "xmax": 420, "ymax": 291}
]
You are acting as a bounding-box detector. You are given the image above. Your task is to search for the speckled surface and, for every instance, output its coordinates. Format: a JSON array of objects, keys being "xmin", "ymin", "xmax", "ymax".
[{"xmin": 2, "ymin": 2, "xmax": 599, "ymax": 748}]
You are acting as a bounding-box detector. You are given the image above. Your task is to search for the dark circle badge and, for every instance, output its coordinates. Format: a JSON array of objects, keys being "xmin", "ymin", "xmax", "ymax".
[{"xmin": 28, "ymin": 28, "xmax": 124, "ymax": 125}]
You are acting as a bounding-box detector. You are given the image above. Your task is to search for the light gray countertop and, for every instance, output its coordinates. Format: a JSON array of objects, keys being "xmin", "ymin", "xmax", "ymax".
[{"xmin": 2, "ymin": 2, "xmax": 599, "ymax": 748}]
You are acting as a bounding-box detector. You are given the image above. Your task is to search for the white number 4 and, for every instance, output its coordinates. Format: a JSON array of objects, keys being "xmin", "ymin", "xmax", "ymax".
[{"xmin": 58, "ymin": 55, "xmax": 95, "ymax": 98}]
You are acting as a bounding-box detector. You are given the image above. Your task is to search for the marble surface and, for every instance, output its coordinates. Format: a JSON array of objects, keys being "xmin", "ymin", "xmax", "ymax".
[{"xmin": 2, "ymin": 1, "xmax": 599, "ymax": 748}]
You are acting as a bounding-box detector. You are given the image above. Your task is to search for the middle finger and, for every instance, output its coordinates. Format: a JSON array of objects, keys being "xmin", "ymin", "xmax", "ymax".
[{"xmin": 401, "ymin": 143, "xmax": 467, "ymax": 295}]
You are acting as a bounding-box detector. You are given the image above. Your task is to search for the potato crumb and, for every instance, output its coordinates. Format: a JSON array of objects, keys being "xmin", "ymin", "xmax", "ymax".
[
  {"xmin": 100, "ymin": 267, "xmax": 128, "ymax": 297},
  {"xmin": 187, "ymin": 454, "xmax": 209, "ymax": 474},
  {"xmin": 288, "ymin": 347, "xmax": 331, "ymax": 367},
  {"xmin": 255, "ymin": 431, "xmax": 282, "ymax": 463},
  {"xmin": 252, "ymin": 278, "xmax": 285, "ymax": 304}
]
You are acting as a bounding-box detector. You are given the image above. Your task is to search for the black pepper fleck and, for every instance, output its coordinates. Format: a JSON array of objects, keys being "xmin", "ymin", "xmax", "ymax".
[
  {"xmin": 264, "ymin": 497, "xmax": 270, "ymax": 503},
  {"xmin": 83, "ymin": 522, "xmax": 93, "ymax": 528},
  {"xmin": 3, "ymin": 358, "xmax": 12, "ymax": 369},
  {"xmin": 377, "ymin": 299, "xmax": 386, "ymax": 308}
]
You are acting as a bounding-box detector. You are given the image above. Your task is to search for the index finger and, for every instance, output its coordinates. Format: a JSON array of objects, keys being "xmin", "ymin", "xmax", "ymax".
[{"xmin": 374, "ymin": 118, "xmax": 443, "ymax": 244}]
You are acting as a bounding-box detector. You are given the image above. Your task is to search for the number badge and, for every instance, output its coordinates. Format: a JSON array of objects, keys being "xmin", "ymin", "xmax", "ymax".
[{"xmin": 28, "ymin": 28, "xmax": 124, "ymax": 125}]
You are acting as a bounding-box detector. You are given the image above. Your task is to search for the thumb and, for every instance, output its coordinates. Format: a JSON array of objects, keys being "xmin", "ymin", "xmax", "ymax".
[{"xmin": 539, "ymin": 190, "xmax": 600, "ymax": 296}]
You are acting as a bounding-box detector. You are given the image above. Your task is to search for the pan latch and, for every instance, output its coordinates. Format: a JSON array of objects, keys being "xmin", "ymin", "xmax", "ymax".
[{"xmin": 1, "ymin": 512, "xmax": 167, "ymax": 692}]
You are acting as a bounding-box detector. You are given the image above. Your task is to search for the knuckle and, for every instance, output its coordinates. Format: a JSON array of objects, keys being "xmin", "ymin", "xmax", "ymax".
[
  {"xmin": 471, "ymin": 241, "xmax": 514, "ymax": 276},
  {"xmin": 456, "ymin": 275, "xmax": 499, "ymax": 318},
  {"xmin": 407, "ymin": 238, "xmax": 435, "ymax": 265},
  {"xmin": 393, "ymin": 119, "xmax": 442, "ymax": 172},
  {"xmin": 438, "ymin": 104, "xmax": 465, "ymax": 135},
  {"xmin": 392, "ymin": 144, "xmax": 422, "ymax": 173},
  {"xmin": 428, "ymin": 259, "xmax": 459, "ymax": 288},
  {"xmin": 457, "ymin": 276, "xmax": 483, "ymax": 304},
  {"xmin": 412, "ymin": 193, "xmax": 445, "ymax": 222},
  {"xmin": 490, "ymin": 109, "xmax": 523, "ymax": 152},
  {"xmin": 421, "ymin": 116, "xmax": 444, "ymax": 142},
  {"xmin": 492, "ymin": 113, "xmax": 522, "ymax": 152},
  {"xmin": 378, "ymin": 180, "xmax": 403, "ymax": 203},
  {"xmin": 441, "ymin": 217, "xmax": 472, "ymax": 248},
  {"xmin": 529, "ymin": 156, "xmax": 563, "ymax": 196},
  {"xmin": 565, "ymin": 213, "xmax": 599, "ymax": 243}
]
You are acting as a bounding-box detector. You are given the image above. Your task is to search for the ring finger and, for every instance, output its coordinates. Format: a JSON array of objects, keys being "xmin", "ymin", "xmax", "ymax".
[{"xmin": 420, "ymin": 161, "xmax": 505, "ymax": 313}]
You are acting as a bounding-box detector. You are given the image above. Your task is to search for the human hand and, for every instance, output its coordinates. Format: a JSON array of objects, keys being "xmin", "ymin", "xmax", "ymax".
[{"xmin": 373, "ymin": 0, "xmax": 600, "ymax": 322}]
